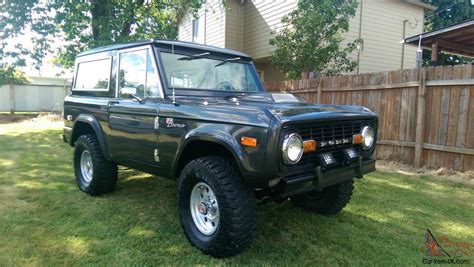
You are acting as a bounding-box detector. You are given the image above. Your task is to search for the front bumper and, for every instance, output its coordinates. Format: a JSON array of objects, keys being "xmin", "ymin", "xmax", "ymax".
[{"xmin": 279, "ymin": 158, "xmax": 375, "ymax": 198}]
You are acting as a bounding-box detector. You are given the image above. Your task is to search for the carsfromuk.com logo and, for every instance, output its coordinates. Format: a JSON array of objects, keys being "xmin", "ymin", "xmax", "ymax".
[{"xmin": 420, "ymin": 229, "xmax": 471, "ymax": 265}]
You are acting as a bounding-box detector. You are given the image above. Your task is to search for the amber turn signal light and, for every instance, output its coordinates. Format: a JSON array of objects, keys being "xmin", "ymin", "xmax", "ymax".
[
  {"xmin": 241, "ymin": 136, "xmax": 257, "ymax": 147},
  {"xmin": 353, "ymin": 134, "xmax": 364, "ymax": 145},
  {"xmin": 303, "ymin": 140, "xmax": 317, "ymax": 153}
]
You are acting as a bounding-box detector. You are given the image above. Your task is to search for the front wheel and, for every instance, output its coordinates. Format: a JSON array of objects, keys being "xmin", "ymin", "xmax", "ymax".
[
  {"xmin": 291, "ymin": 180, "xmax": 354, "ymax": 214},
  {"xmin": 177, "ymin": 156, "xmax": 256, "ymax": 258}
]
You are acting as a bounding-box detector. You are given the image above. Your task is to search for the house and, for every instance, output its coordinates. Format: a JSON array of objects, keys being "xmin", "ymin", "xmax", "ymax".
[{"xmin": 178, "ymin": 0, "xmax": 437, "ymax": 81}]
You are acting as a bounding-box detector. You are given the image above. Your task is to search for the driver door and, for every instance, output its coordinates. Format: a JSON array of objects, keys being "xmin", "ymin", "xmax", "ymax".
[{"xmin": 107, "ymin": 46, "xmax": 163, "ymax": 166}]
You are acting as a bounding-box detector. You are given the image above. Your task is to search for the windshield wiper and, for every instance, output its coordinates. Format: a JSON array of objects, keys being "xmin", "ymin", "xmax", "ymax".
[
  {"xmin": 123, "ymin": 93, "xmax": 145, "ymax": 104},
  {"xmin": 177, "ymin": 52, "xmax": 210, "ymax": 61},
  {"xmin": 214, "ymin": 57, "xmax": 241, "ymax": 67}
]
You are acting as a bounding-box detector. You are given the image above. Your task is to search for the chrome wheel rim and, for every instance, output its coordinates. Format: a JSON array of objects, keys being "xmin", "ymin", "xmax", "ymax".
[
  {"xmin": 80, "ymin": 150, "xmax": 93, "ymax": 183},
  {"xmin": 190, "ymin": 182, "xmax": 219, "ymax": 235}
]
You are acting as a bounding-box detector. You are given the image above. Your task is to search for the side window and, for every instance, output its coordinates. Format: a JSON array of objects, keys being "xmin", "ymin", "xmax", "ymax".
[
  {"xmin": 146, "ymin": 50, "xmax": 161, "ymax": 97},
  {"xmin": 74, "ymin": 58, "xmax": 111, "ymax": 90},
  {"xmin": 118, "ymin": 49, "xmax": 161, "ymax": 98},
  {"xmin": 119, "ymin": 50, "xmax": 147, "ymax": 98}
]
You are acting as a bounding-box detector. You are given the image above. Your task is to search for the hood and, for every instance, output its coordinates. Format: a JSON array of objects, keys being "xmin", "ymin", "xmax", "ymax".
[
  {"xmin": 163, "ymin": 92, "xmax": 376, "ymax": 127},
  {"xmin": 218, "ymin": 92, "xmax": 376, "ymax": 123}
]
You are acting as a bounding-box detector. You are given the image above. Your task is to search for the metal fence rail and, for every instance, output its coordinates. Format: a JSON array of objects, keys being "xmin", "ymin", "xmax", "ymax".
[{"xmin": 0, "ymin": 77, "xmax": 70, "ymax": 113}]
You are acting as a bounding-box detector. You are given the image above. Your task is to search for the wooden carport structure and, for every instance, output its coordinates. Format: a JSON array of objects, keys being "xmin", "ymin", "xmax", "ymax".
[{"xmin": 404, "ymin": 19, "xmax": 474, "ymax": 64}]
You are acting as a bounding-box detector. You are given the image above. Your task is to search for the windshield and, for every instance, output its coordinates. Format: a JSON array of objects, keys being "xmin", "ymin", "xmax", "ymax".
[{"xmin": 160, "ymin": 52, "xmax": 263, "ymax": 93}]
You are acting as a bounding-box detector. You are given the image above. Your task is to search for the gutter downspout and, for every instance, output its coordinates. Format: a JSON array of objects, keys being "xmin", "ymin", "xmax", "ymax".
[
  {"xmin": 238, "ymin": 0, "xmax": 244, "ymax": 51},
  {"xmin": 356, "ymin": 0, "xmax": 364, "ymax": 75},
  {"xmin": 416, "ymin": 34, "xmax": 423, "ymax": 68},
  {"xmin": 204, "ymin": 0, "xmax": 207, "ymax": 44},
  {"xmin": 401, "ymin": 20, "xmax": 408, "ymax": 70}
]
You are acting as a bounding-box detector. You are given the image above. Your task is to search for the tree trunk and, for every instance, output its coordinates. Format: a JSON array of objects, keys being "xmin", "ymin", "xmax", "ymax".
[
  {"xmin": 90, "ymin": 0, "xmax": 109, "ymax": 41},
  {"xmin": 301, "ymin": 71, "xmax": 309, "ymax": 79},
  {"xmin": 120, "ymin": 0, "xmax": 145, "ymax": 39}
]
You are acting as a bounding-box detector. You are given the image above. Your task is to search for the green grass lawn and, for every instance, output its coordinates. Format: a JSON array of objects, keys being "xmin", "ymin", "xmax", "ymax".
[{"xmin": 0, "ymin": 119, "xmax": 473, "ymax": 265}]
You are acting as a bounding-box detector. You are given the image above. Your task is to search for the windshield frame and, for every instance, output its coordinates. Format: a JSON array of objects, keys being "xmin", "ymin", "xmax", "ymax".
[{"xmin": 155, "ymin": 45, "xmax": 265, "ymax": 97}]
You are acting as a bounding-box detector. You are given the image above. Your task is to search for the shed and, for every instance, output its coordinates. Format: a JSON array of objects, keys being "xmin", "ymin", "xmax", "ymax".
[{"xmin": 404, "ymin": 19, "xmax": 474, "ymax": 62}]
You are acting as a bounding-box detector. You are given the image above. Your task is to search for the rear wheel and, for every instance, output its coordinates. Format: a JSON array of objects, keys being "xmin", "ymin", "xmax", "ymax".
[
  {"xmin": 177, "ymin": 156, "xmax": 256, "ymax": 258},
  {"xmin": 74, "ymin": 134, "xmax": 118, "ymax": 196},
  {"xmin": 291, "ymin": 180, "xmax": 354, "ymax": 214}
]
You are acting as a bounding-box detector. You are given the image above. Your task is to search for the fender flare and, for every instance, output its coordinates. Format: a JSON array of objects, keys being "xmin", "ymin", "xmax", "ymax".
[
  {"xmin": 71, "ymin": 114, "xmax": 111, "ymax": 160},
  {"xmin": 171, "ymin": 129, "xmax": 247, "ymax": 178}
]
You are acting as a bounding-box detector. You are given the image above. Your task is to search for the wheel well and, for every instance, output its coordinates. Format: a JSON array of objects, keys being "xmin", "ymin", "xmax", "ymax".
[
  {"xmin": 176, "ymin": 140, "xmax": 236, "ymax": 178},
  {"xmin": 71, "ymin": 121, "xmax": 95, "ymax": 145}
]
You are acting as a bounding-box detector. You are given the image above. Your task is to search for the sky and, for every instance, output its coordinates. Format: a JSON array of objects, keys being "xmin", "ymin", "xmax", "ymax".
[
  {"xmin": 1, "ymin": 4, "xmax": 72, "ymax": 79},
  {"xmin": 5, "ymin": 30, "xmax": 71, "ymax": 78}
]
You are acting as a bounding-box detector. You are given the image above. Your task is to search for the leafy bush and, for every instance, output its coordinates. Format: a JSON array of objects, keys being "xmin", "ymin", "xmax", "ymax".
[
  {"xmin": 270, "ymin": 0, "xmax": 361, "ymax": 79},
  {"xmin": 0, "ymin": 65, "xmax": 30, "ymax": 86}
]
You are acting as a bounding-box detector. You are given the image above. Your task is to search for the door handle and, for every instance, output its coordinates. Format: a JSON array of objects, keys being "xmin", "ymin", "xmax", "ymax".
[{"xmin": 108, "ymin": 100, "xmax": 119, "ymax": 107}]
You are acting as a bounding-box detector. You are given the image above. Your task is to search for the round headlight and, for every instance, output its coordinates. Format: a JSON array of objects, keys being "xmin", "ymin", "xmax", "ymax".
[
  {"xmin": 361, "ymin": 126, "xmax": 374, "ymax": 150},
  {"xmin": 282, "ymin": 133, "xmax": 304, "ymax": 164}
]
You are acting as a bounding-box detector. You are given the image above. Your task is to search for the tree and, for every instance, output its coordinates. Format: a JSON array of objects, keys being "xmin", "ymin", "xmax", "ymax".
[
  {"xmin": 0, "ymin": 0, "xmax": 202, "ymax": 74},
  {"xmin": 270, "ymin": 0, "xmax": 360, "ymax": 79},
  {"xmin": 422, "ymin": 0, "xmax": 474, "ymax": 65},
  {"xmin": 0, "ymin": 65, "xmax": 30, "ymax": 86}
]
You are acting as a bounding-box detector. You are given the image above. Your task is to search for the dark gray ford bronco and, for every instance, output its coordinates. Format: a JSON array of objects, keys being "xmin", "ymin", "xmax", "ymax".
[{"xmin": 63, "ymin": 40, "xmax": 377, "ymax": 257}]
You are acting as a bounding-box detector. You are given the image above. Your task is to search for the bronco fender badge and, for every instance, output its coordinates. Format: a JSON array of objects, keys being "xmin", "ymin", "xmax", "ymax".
[{"xmin": 166, "ymin": 118, "xmax": 185, "ymax": 128}]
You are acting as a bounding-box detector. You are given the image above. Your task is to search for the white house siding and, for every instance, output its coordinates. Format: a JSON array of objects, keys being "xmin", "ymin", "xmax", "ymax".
[
  {"xmin": 178, "ymin": 0, "xmax": 426, "ymax": 81},
  {"xmin": 225, "ymin": 0, "xmax": 245, "ymax": 51},
  {"xmin": 177, "ymin": 1, "xmax": 226, "ymax": 47},
  {"xmin": 178, "ymin": 11, "xmax": 193, "ymax": 42},
  {"xmin": 348, "ymin": 0, "xmax": 425, "ymax": 73},
  {"xmin": 248, "ymin": 0, "xmax": 425, "ymax": 79},
  {"xmin": 254, "ymin": 60, "xmax": 287, "ymax": 82},
  {"xmin": 243, "ymin": 0, "xmax": 298, "ymax": 60},
  {"xmin": 205, "ymin": 1, "xmax": 226, "ymax": 47}
]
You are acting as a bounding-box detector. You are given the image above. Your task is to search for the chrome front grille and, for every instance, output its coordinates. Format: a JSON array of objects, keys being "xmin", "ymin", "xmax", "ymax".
[
  {"xmin": 281, "ymin": 120, "xmax": 368, "ymax": 173},
  {"xmin": 296, "ymin": 121, "xmax": 362, "ymax": 143}
]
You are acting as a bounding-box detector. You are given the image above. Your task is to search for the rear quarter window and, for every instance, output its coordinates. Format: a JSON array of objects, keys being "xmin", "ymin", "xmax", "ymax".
[{"xmin": 72, "ymin": 56, "xmax": 113, "ymax": 97}]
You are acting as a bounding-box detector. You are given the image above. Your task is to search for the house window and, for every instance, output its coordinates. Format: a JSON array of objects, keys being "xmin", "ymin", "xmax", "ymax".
[
  {"xmin": 192, "ymin": 19, "xmax": 199, "ymax": 43},
  {"xmin": 192, "ymin": 18, "xmax": 205, "ymax": 43}
]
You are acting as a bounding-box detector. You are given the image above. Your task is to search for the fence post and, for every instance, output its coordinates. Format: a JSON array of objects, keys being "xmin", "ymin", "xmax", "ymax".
[
  {"xmin": 414, "ymin": 69, "xmax": 426, "ymax": 167},
  {"xmin": 63, "ymin": 79, "xmax": 69, "ymax": 97},
  {"xmin": 9, "ymin": 83, "xmax": 15, "ymax": 114},
  {"xmin": 316, "ymin": 78, "xmax": 322, "ymax": 104}
]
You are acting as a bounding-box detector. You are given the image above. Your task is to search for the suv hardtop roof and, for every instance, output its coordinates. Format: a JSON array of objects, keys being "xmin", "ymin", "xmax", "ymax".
[{"xmin": 77, "ymin": 39, "xmax": 252, "ymax": 59}]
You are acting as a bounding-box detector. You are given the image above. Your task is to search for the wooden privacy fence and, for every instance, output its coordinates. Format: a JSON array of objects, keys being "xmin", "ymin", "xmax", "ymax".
[{"xmin": 265, "ymin": 65, "xmax": 474, "ymax": 172}]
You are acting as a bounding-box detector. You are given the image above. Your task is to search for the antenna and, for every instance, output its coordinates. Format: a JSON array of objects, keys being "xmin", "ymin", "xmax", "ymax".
[{"xmin": 172, "ymin": 42, "xmax": 176, "ymax": 105}]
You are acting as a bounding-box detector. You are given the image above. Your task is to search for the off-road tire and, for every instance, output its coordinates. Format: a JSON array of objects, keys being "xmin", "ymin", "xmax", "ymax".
[
  {"xmin": 74, "ymin": 134, "xmax": 118, "ymax": 196},
  {"xmin": 291, "ymin": 180, "xmax": 354, "ymax": 214},
  {"xmin": 177, "ymin": 156, "xmax": 256, "ymax": 258}
]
